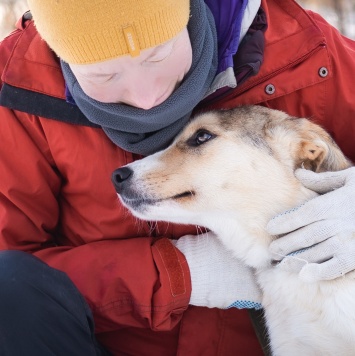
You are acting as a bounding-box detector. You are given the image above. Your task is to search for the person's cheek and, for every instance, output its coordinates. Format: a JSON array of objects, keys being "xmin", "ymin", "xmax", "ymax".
[
  {"xmin": 82, "ymin": 85, "xmax": 103, "ymax": 101},
  {"xmin": 82, "ymin": 84, "xmax": 117, "ymax": 102}
]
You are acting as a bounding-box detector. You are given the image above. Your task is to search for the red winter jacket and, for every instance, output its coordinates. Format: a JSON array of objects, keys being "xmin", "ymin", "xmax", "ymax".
[{"xmin": 0, "ymin": 0, "xmax": 354, "ymax": 355}]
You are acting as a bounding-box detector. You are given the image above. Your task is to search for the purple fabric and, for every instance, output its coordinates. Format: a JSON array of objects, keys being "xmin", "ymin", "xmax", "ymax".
[
  {"xmin": 198, "ymin": 7, "xmax": 267, "ymax": 107},
  {"xmin": 205, "ymin": 0, "xmax": 248, "ymax": 74},
  {"xmin": 65, "ymin": 85, "xmax": 76, "ymax": 105}
]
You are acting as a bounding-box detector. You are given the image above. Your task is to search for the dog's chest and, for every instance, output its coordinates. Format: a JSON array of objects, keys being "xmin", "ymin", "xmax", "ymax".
[{"xmin": 257, "ymin": 268, "xmax": 355, "ymax": 355}]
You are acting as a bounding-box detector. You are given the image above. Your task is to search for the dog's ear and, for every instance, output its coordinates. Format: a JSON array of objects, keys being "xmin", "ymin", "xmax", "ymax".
[{"xmin": 295, "ymin": 119, "xmax": 351, "ymax": 172}]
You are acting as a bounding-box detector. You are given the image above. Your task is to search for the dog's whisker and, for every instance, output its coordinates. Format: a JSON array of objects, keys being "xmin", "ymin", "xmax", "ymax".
[
  {"xmin": 164, "ymin": 222, "xmax": 170, "ymax": 236},
  {"xmin": 195, "ymin": 225, "xmax": 205, "ymax": 236},
  {"xmin": 149, "ymin": 221, "xmax": 157, "ymax": 236}
]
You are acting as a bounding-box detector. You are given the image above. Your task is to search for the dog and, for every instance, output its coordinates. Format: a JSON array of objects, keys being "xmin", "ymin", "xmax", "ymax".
[{"xmin": 112, "ymin": 106, "xmax": 354, "ymax": 355}]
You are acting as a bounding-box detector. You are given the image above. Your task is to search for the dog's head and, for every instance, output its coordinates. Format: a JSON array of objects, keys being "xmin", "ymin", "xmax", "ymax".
[{"xmin": 112, "ymin": 106, "xmax": 351, "ymax": 251}]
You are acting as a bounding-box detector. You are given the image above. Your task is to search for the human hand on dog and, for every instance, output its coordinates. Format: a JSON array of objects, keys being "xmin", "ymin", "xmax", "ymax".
[
  {"xmin": 172, "ymin": 232, "xmax": 262, "ymax": 309},
  {"xmin": 267, "ymin": 167, "xmax": 355, "ymax": 282}
]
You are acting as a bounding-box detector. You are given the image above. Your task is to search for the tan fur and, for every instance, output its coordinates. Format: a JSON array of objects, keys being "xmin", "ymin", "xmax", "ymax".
[{"xmin": 116, "ymin": 106, "xmax": 354, "ymax": 355}]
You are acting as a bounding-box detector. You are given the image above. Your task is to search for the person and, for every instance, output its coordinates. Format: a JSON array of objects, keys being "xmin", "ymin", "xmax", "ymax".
[{"xmin": 0, "ymin": 0, "xmax": 354, "ymax": 354}]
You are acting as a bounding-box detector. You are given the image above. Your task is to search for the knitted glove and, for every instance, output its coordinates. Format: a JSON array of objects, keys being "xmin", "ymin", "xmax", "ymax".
[
  {"xmin": 267, "ymin": 167, "xmax": 355, "ymax": 282},
  {"xmin": 172, "ymin": 232, "xmax": 262, "ymax": 309}
]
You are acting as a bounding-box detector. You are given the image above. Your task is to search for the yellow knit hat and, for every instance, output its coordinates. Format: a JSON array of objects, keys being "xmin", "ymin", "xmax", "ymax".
[{"xmin": 27, "ymin": 0, "xmax": 190, "ymax": 64}]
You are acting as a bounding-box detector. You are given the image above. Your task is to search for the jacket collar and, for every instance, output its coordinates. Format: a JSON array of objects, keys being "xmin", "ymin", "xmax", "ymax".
[
  {"xmin": 1, "ymin": 20, "xmax": 65, "ymax": 100},
  {"xmin": 204, "ymin": 0, "xmax": 330, "ymax": 108},
  {"xmin": 0, "ymin": 19, "xmax": 93, "ymax": 126}
]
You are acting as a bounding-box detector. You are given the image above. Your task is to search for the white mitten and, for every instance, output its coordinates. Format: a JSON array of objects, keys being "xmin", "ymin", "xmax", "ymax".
[
  {"xmin": 268, "ymin": 167, "xmax": 355, "ymax": 282},
  {"xmin": 172, "ymin": 232, "xmax": 262, "ymax": 309}
]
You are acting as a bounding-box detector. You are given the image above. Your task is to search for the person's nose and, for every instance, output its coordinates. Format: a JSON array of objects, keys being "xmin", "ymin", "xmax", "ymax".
[
  {"xmin": 124, "ymin": 78, "xmax": 161, "ymax": 110},
  {"xmin": 127, "ymin": 91, "xmax": 159, "ymax": 110}
]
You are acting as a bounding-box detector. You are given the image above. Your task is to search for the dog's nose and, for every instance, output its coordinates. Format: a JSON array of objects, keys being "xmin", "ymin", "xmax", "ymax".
[{"xmin": 111, "ymin": 167, "xmax": 133, "ymax": 193}]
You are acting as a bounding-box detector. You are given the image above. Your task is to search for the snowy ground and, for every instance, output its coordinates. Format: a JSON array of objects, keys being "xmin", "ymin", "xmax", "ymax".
[
  {"xmin": 299, "ymin": 1, "xmax": 355, "ymax": 40},
  {"xmin": 0, "ymin": 0, "xmax": 28, "ymax": 40}
]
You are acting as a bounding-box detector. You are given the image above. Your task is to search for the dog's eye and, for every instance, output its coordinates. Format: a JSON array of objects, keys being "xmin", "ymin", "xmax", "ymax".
[
  {"xmin": 195, "ymin": 130, "xmax": 215, "ymax": 145},
  {"xmin": 187, "ymin": 130, "xmax": 215, "ymax": 147}
]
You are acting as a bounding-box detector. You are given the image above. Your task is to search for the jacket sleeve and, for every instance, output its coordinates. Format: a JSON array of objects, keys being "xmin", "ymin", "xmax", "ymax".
[{"xmin": 0, "ymin": 106, "xmax": 191, "ymax": 333}]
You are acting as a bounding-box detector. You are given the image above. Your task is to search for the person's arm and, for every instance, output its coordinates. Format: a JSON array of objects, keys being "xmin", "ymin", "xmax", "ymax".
[{"xmin": 0, "ymin": 106, "xmax": 191, "ymax": 333}]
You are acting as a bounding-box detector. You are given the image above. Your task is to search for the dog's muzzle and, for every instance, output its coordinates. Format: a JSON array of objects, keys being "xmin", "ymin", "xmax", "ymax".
[
  {"xmin": 111, "ymin": 166, "xmax": 159, "ymax": 213},
  {"xmin": 111, "ymin": 167, "xmax": 133, "ymax": 194}
]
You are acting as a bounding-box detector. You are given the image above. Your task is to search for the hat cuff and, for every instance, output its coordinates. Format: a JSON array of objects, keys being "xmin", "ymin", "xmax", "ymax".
[{"xmin": 51, "ymin": 5, "xmax": 190, "ymax": 64}]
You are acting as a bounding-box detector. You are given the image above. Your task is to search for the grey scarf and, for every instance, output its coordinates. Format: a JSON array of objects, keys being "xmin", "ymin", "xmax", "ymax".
[{"xmin": 61, "ymin": 0, "xmax": 218, "ymax": 155}]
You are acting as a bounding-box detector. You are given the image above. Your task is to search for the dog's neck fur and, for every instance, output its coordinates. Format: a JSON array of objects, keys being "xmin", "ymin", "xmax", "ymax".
[{"xmin": 203, "ymin": 181, "xmax": 318, "ymax": 270}]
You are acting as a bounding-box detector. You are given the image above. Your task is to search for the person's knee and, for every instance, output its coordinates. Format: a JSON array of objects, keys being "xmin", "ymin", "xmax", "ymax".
[
  {"xmin": 0, "ymin": 250, "xmax": 46, "ymax": 307},
  {"xmin": 0, "ymin": 250, "xmax": 90, "ymax": 327},
  {"xmin": 0, "ymin": 250, "xmax": 50, "ymax": 286},
  {"xmin": 0, "ymin": 250, "xmax": 93, "ymax": 322},
  {"xmin": 0, "ymin": 252, "xmax": 101, "ymax": 355},
  {"xmin": 0, "ymin": 250, "xmax": 44, "ymax": 278}
]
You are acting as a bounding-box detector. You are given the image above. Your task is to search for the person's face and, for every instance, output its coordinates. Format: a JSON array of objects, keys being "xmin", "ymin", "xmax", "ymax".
[{"xmin": 69, "ymin": 28, "xmax": 192, "ymax": 110}]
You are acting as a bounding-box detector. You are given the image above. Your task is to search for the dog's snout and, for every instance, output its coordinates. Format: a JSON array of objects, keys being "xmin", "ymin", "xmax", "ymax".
[{"xmin": 111, "ymin": 167, "xmax": 133, "ymax": 193}]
